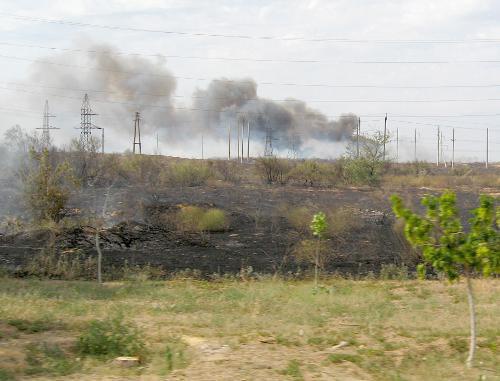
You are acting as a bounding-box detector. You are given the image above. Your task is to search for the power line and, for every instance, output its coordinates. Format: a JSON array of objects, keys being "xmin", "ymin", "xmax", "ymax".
[
  {"xmin": 3, "ymin": 12, "xmax": 500, "ymax": 44},
  {"xmin": 7, "ymin": 81, "xmax": 500, "ymax": 106},
  {"xmin": 6, "ymin": 54, "xmax": 500, "ymax": 95},
  {"xmin": 3, "ymin": 41, "xmax": 500, "ymax": 65}
]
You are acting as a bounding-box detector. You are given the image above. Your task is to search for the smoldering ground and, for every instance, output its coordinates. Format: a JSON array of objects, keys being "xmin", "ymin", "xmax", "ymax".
[{"xmin": 16, "ymin": 42, "xmax": 358, "ymax": 153}]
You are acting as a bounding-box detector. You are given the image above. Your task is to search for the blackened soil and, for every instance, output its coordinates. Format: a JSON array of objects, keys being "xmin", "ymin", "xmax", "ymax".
[{"xmin": 0, "ymin": 184, "xmax": 483, "ymax": 277}]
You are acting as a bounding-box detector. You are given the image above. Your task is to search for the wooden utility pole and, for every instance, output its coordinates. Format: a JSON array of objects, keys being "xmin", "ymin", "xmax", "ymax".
[
  {"xmin": 396, "ymin": 128, "xmax": 399, "ymax": 162},
  {"xmin": 383, "ymin": 113, "xmax": 387, "ymax": 160},
  {"xmin": 201, "ymin": 134, "xmax": 204, "ymax": 160},
  {"xmin": 451, "ymin": 128, "xmax": 455, "ymax": 169},
  {"xmin": 437, "ymin": 126, "xmax": 440, "ymax": 166},
  {"xmin": 414, "ymin": 128, "xmax": 417, "ymax": 162},
  {"xmin": 247, "ymin": 121, "xmax": 250, "ymax": 161},
  {"xmin": 486, "ymin": 128, "xmax": 489, "ymax": 168},
  {"xmin": 241, "ymin": 123, "xmax": 244, "ymax": 163},
  {"xmin": 237, "ymin": 120, "xmax": 240, "ymax": 161},
  {"xmin": 228, "ymin": 122, "xmax": 231, "ymax": 160},
  {"xmin": 357, "ymin": 117, "xmax": 360, "ymax": 158}
]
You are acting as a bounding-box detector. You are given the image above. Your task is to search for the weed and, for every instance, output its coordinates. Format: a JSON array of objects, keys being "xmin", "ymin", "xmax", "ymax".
[
  {"xmin": 24, "ymin": 342, "xmax": 79, "ymax": 376},
  {"xmin": 0, "ymin": 369, "xmax": 15, "ymax": 381},
  {"xmin": 77, "ymin": 315, "xmax": 146, "ymax": 359},
  {"xmin": 7, "ymin": 318, "xmax": 60, "ymax": 333},
  {"xmin": 280, "ymin": 359, "xmax": 304, "ymax": 380},
  {"xmin": 328, "ymin": 353, "xmax": 362, "ymax": 364},
  {"xmin": 448, "ymin": 337, "xmax": 468, "ymax": 353},
  {"xmin": 379, "ymin": 264, "xmax": 409, "ymax": 280}
]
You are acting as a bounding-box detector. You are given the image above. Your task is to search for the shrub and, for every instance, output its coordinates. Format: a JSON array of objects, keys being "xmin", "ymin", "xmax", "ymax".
[
  {"xmin": 255, "ymin": 157, "xmax": 291, "ymax": 184},
  {"xmin": 344, "ymin": 131, "xmax": 390, "ymax": 186},
  {"xmin": 25, "ymin": 248, "xmax": 96, "ymax": 280},
  {"xmin": 176, "ymin": 206, "xmax": 229, "ymax": 232},
  {"xmin": 283, "ymin": 206, "xmax": 314, "ymax": 233},
  {"xmin": 25, "ymin": 342, "xmax": 79, "ymax": 376},
  {"xmin": 210, "ymin": 160, "xmax": 242, "ymax": 183},
  {"xmin": 327, "ymin": 206, "xmax": 363, "ymax": 237},
  {"xmin": 22, "ymin": 149, "xmax": 78, "ymax": 222},
  {"xmin": 288, "ymin": 160, "xmax": 339, "ymax": 187},
  {"xmin": 77, "ymin": 315, "xmax": 146, "ymax": 359},
  {"xmin": 176, "ymin": 206, "xmax": 204, "ymax": 232},
  {"xmin": 379, "ymin": 264, "xmax": 409, "ymax": 280},
  {"xmin": 199, "ymin": 208, "xmax": 228, "ymax": 232},
  {"xmin": 165, "ymin": 161, "xmax": 212, "ymax": 186},
  {"xmin": 119, "ymin": 154, "xmax": 164, "ymax": 187}
]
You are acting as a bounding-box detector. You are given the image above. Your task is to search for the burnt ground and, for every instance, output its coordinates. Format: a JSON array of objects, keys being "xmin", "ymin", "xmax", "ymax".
[{"xmin": 0, "ymin": 183, "xmax": 487, "ymax": 277}]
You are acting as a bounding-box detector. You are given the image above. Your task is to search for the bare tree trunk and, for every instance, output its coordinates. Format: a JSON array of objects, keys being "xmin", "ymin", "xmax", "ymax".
[
  {"xmin": 314, "ymin": 238, "xmax": 320, "ymax": 289},
  {"xmin": 465, "ymin": 275, "xmax": 476, "ymax": 369},
  {"xmin": 95, "ymin": 185, "xmax": 113, "ymax": 284},
  {"xmin": 96, "ymin": 232, "xmax": 102, "ymax": 284}
]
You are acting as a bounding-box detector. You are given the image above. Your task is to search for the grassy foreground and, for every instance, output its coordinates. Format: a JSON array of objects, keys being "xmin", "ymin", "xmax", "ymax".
[{"xmin": 0, "ymin": 278, "xmax": 498, "ymax": 380}]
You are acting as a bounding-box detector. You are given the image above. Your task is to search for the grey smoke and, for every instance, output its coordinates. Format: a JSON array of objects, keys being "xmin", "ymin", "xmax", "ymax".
[{"xmin": 27, "ymin": 42, "xmax": 357, "ymax": 150}]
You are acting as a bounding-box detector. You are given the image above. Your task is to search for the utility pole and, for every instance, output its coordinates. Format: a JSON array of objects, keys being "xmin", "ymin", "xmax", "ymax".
[
  {"xmin": 437, "ymin": 126, "xmax": 440, "ymax": 167},
  {"xmin": 36, "ymin": 100, "xmax": 58, "ymax": 147},
  {"xmin": 441, "ymin": 130, "xmax": 447, "ymax": 168},
  {"xmin": 396, "ymin": 128, "xmax": 399, "ymax": 162},
  {"xmin": 133, "ymin": 111, "xmax": 142, "ymax": 154},
  {"xmin": 97, "ymin": 127, "xmax": 104, "ymax": 154},
  {"xmin": 237, "ymin": 119, "xmax": 240, "ymax": 161},
  {"xmin": 383, "ymin": 113, "xmax": 387, "ymax": 160},
  {"xmin": 79, "ymin": 93, "xmax": 98, "ymax": 151},
  {"xmin": 241, "ymin": 123, "xmax": 244, "ymax": 163},
  {"xmin": 357, "ymin": 117, "xmax": 360, "ymax": 158},
  {"xmin": 228, "ymin": 122, "xmax": 231, "ymax": 160},
  {"xmin": 156, "ymin": 131, "xmax": 159, "ymax": 155},
  {"xmin": 201, "ymin": 134, "xmax": 204, "ymax": 160},
  {"xmin": 414, "ymin": 128, "xmax": 417, "ymax": 162},
  {"xmin": 486, "ymin": 128, "xmax": 489, "ymax": 168},
  {"xmin": 247, "ymin": 120, "xmax": 250, "ymax": 161},
  {"xmin": 451, "ymin": 128, "xmax": 455, "ymax": 169},
  {"xmin": 264, "ymin": 120, "xmax": 274, "ymax": 157}
]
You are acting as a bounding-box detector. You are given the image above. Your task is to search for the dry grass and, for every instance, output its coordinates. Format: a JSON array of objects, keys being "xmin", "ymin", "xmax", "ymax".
[{"xmin": 0, "ymin": 278, "xmax": 498, "ymax": 380}]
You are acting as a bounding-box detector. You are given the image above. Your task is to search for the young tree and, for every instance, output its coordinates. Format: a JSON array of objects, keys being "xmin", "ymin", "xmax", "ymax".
[
  {"xmin": 391, "ymin": 191, "xmax": 499, "ymax": 368},
  {"xmin": 23, "ymin": 148, "xmax": 78, "ymax": 223},
  {"xmin": 344, "ymin": 131, "xmax": 390, "ymax": 185},
  {"xmin": 310, "ymin": 212, "xmax": 328, "ymax": 289}
]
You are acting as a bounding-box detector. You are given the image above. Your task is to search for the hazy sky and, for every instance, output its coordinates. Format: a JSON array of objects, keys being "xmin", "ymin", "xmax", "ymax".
[{"xmin": 0, "ymin": 0, "xmax": 499, "ymax": 162}]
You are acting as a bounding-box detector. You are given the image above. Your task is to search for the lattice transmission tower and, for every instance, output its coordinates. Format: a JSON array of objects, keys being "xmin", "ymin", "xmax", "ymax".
[
  {"xmin": 133, "ymin": 111, "xmax": 142, "ymax": 154},
  {"xmin": 78, "ymin": 93, "xmax": 98, "ymax": 151},
  {"xmin": 264, "ymin": 120, "xmax": 274, "ymax": 157},
  {"xmin": 36, "ymin": 100, "xmax": 58, "ymax": 147}
]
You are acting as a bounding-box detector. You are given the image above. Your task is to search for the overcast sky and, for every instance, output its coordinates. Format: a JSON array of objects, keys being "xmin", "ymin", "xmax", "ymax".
[{"xmin": 0, "ymin": 0, "xmax": 499, "ymax": 162}]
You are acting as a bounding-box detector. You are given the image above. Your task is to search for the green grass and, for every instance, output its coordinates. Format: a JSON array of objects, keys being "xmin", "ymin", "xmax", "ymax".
[
  {"xmin": 0, "ymin": 278, "xmax": 498, "ymax": 380},
  {"xmin": 280, "ymin": 359, "xmax": 304, "ymax": 380}
]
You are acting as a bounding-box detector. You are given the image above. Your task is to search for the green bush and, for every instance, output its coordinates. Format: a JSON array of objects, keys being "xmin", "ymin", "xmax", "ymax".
[
  {"xmin": 288, "ymin": 160, "xmax": 339, "ymax": 187},
  {"xmin": 77, "ymin": 315, "xmax": 146, "ymax": 359},
  {"xmin": 199, "ymin": 208, "xmax": 228, "ymax": 232},
  {"xmin": 166, "ymin": 161, "xmax": 212, "ymax": 186},
  {"xmin": 7, "ymin": 318, "xmax": 59, "ymax": 333},
  {"xmin": 176, "ymin": 206, "xmax": 228, "ymax": 232},
  {"xmin": 25, "ymin": 342, "xmax": 79, "ymax": 376}
]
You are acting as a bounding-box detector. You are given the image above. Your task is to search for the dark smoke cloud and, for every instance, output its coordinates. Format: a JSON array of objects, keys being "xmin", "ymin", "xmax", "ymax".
[
  {"xmin": 194, "ymin": 78, "xmax": 357, "ymax": 148},
  {"xmin": 28, "ymin": 42, "xmax": 356, "ymax": 150}
]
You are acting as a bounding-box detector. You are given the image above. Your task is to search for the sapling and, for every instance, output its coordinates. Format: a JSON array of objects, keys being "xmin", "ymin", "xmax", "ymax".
[
  {"xmin": 391, "ymin": 191, "xmax": 499, "ymax": 368},
  {"xmin": 310, "ymin": 212, "xmax": 328, "ymax": 289}
]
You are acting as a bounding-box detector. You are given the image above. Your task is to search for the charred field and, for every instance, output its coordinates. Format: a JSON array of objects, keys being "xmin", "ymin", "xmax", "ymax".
[{"xmin": 0, "ymin": 154, "xmax": 497, "ymax": 280}]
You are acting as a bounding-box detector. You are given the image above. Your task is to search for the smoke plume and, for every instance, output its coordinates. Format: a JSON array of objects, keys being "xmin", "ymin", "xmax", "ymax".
[{"xmin": 25, "ymin": 42, "xmax": 357, "ymax": 152}]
